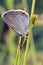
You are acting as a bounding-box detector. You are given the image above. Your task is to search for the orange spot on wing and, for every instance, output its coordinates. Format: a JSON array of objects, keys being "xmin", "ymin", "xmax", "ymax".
[{"xmin": 20, "ymin": 12, "xmax": 25, "ymax": 16}]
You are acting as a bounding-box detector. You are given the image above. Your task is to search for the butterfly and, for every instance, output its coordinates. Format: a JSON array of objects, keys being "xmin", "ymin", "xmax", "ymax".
[
  {"xmin": 2, "ymin": 9, "xmax": 29, "ymax": 36},
  {"xmin": 2, "ymin": 10, "xmax": 30, "ymax": 63}
]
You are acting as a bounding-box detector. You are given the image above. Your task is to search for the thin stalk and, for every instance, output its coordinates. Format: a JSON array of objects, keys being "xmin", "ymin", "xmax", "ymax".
[
  {"xmin": 23, "ymin": 0, "xmax": 36, "ymax": 65},
  {"xmin": 17, "ymin": 48, "xmax": 21, "ymax": 65},
  {"xmin": 17, "ymin": 36, "xmax": 22, "ymax": 65},
  {"xmin": 22, "ymin": 37, "xmax": 26, "ymax": 47},
  {"xmin": 15, "ymin": 36, "xmax": 22, "ymax": 65},
  {"xmin": 31, "ymin": 0, "xmax": 36, "ymax": 17},
  {"xmin": 15, "ymin": 36, "xmax": 27, "ymax": 65}
]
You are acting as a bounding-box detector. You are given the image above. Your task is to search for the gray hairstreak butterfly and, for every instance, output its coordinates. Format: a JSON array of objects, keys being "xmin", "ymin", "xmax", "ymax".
[{"xmin": 2, "ymin": 9, "xmax": 29, "ymax": 36}]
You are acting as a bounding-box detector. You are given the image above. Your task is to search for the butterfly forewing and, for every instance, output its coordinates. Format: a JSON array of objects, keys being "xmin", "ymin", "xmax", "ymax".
[{"xmin": 2, "ymin": 10, "xmax": 29, "ymax": 36}]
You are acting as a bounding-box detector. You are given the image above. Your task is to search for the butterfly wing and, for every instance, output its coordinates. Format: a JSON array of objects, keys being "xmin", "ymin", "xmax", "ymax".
[{"xmin": 2, "ymin": 10, "xmax": 29, "ymax": 36}]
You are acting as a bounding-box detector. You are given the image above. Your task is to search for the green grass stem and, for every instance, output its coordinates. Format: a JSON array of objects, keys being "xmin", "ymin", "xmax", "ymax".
[{"xmin": 23, "ymin": 0, "xmax": 36, "ymax": 65}]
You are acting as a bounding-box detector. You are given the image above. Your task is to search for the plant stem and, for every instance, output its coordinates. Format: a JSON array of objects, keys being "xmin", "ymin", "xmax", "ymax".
[
  {"xmin": 17, "ymin": 36, "xmax": 22, "ymax": 65},
  {"xmin": 31, "ymin": 0, "xmax": 36, "ymax": 17},
  {"xmin": 17, "ymin": 49, "xmax": 21, "ymax": 65},
  {"xmin": 23, "ymin": 0, "xmax": 36, "ymax": 65},
  {"xmin": 15, "ymin": 36, "xmax": 22, "ymax": 65}
]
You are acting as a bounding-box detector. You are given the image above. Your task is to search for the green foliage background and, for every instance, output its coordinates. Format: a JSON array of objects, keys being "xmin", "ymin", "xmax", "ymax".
[{"xmin": 0, "ymin": 0, "xmax": 43, "ymax": 65}]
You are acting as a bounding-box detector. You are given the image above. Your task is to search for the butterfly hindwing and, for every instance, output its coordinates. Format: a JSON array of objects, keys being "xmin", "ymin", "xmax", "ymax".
[{"xmin": 2, "ymin": 10, "xmax": 29, "ymax": 36}]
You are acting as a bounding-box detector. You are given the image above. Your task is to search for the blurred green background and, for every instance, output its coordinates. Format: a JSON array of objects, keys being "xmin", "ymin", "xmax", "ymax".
[{"xmin": 0, "ymin": 0, "xmax": 43, "ymax": 65}]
